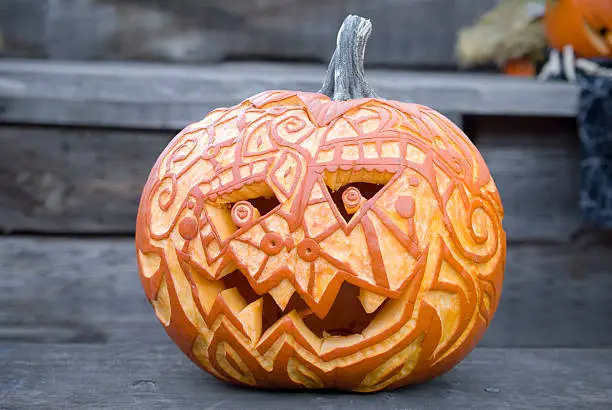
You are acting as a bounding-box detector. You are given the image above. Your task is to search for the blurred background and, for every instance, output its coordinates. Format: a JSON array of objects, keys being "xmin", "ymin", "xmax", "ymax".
[
  {"xmin": 0, "ymin": 0, "xmax": 499, "ymax": 67},
  {"xmin": 0, "ymin": 0, "xmax": 611, "ymax": 352}
]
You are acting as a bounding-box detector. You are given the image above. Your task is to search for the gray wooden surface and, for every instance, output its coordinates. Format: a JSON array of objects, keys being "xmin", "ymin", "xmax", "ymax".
[
  {"xmin": 1, "ymin": 342, "xmax": 611, "ymax": 409},
  {"xmin": 475, "ymin": 116, "xmax": 582, "ymax": 242},
  {"xmin": 0, "ymin": 116, "xmax": 582, "ymax": 242},
  {"xmin": 1, "ymin": 0, "xmax": 497, "ymax": 68},
  {"xmin": 2, "ymin": 236, "xmax": 611, "ymax": 347},
  {"xmin": 0, "ymin": 125, "xmax": 170, "ymax": 234},
  {"xmin": 0, "ymin": 61, "xmax": 582, "ymax": 237},
  {"xmin": 0, "ymin": 60, "xmax": 579, "ymax": 131},
  {"xmin": 0, "ymin": 11, "xmax": 608, "ymax": 406}
]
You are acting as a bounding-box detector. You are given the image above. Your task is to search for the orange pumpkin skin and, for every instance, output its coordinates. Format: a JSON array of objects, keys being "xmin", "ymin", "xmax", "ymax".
[
  {"xmin": 503, "ymin": 58, "xmax": 537, "ymax": 77},
  {"xmin": 135, "ymin": 89, "xmax": 506, "ymax": 392},
  {"xmin": 545, "ymin": 0, "xmax": 612, "ymax": 58}
]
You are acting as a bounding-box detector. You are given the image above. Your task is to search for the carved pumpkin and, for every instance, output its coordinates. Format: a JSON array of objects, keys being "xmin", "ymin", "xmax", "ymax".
[
  {"xmin": 136, "ymin": 15, "xmax": 505, "ymax": 392},
  {"xmin": 545, "ymin": 0, "xmax": 612, "ymax": 58}
]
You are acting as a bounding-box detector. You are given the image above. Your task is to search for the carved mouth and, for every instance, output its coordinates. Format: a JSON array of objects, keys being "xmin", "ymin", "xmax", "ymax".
[
  {"xmin": 210, "ymin": 268, "xmax": 403, "ymax": 350},
  {"xmin": 584, "ymin": 22, "xmax": 612, "ymax": 54},
  {"xmin": 181, "ymin": 160, "xmax": 413, "ymax": 354}
]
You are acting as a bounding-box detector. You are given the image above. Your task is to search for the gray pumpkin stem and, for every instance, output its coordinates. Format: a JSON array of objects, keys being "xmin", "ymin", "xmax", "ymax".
[{"xmin": 319, "ymin": 15, "xmax": 379, "ymax": 101}]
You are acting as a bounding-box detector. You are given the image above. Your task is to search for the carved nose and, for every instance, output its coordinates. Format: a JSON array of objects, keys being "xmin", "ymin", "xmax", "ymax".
[{"xmin": 297, "ymin": 238, "xmax": 320, "ymax": 262}]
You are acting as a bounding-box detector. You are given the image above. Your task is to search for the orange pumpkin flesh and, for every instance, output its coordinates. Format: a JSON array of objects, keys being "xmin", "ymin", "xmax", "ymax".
[
  {"xmin": 503, "ymin": 57, "xmax": 537, "ymax": 77},
  {"xmin": 545, "ymin": 0, "xmax": 612, "ymax": 58},
  {"xmin": 136, "ymin": 16, "xmax": 505, "ymax": 392}
]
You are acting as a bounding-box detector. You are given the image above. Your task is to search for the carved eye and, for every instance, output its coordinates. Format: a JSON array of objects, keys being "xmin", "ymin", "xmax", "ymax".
[
  {"xmin": 231, "ymin": 201, "xmax": 260, "ymax": 227},
  {"xmin": 228, "ymin": 194, "xmax": 280, "ymax": 227},
  {"xmin": 599, "ymin": 27, "xmax": 609, "ymax": 38},
  {"xmin": 341, "ymin": 187, "xmax": 365, "ymax": 215},
  {"xmin": 324, "ymin": 169, "xmax": 396, "ymax": 222},
  {"xmin": 204, "ymin": 181, "xmax": 281, "ymax": 241}
]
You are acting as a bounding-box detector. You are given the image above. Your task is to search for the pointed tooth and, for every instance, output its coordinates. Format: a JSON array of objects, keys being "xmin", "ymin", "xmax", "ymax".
[
  {"xmin": 268, "ymin": 279, "xmax": 295, "ymax": 310},
  {"xmin": 358, "ymin": 289, "xmax": 388, "ymax": 314},
  {"xmin": 322, "ymin": 331, "xmax": 332, "ymax": 338},
  {"xmin": 238, "ymin": 298, "xmax": 263, "ymax": 343},
  {"xmin": 219, "ymin": 287, "xmax": 247, "ymax": 315},
  {"xmin": 362, "ymin": 292, "xmax": 407, "ymax": 339}
]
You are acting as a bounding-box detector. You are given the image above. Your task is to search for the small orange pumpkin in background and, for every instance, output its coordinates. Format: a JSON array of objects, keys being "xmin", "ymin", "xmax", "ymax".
[
  {"xmin": 545, "ymin": 0, "xmax": 612, "ymax": 58},
  {"xmin": 136, "ymin": 15, "xmax": 506, "ymax": 392}
]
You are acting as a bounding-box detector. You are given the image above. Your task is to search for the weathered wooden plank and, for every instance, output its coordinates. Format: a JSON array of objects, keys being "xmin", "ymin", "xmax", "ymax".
[
  {"xmin": 0, "ymin": 237, "xmax": 156, "ymax": 344},
  {"xmin": 0, "ymin": 117, "xmax": 582, "ymax": 240},
  {"xmin": 0, "ymin": 60, "xmax": 579, "ymax": 130},
  {"xmin": 1, "ymin": 0, "xmax": 498, "ymax": 68},
  {"xmin": 1, "ymin": 343, "xmax": 610, "ymax": 409},
  {"xmin": 1, "ymin": 236, "xmax": 611, "ymax": 347},
  {"xmin": 474, "ymin": 116, "xmax": 583, "ymax": 242},
  {"xmin": 0, "ymin": 125, "xmax": 169, "ymax": 234},
  {"xmin": 483, "ymin": 236, "xmax": 612, "ymax": 347}
]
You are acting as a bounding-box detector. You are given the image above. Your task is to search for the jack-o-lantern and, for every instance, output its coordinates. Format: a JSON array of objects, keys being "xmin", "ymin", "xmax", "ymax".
[
  {"xmin": 545, "ymin": 0, "xmax": 612, "ymax": 58},
  {"xmin": 136, "ymin": 15, "xmax": 505, "ymax": 392}
]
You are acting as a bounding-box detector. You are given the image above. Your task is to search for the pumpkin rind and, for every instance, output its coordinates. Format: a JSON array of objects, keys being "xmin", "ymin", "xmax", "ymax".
[
  {"xmin": 545, "ymin": 0, "xmax": 612, "ymax": 58},
  {"xmin": 136, "ymin": 15, "xmax": 505, "ymax": 392},
  {"xmin": 136, "ymin": 89, "xmax": 505, "ymax": 391}
]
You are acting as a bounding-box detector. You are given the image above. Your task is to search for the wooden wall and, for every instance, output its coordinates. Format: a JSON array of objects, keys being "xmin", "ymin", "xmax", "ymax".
[
  {"xmin": 1, "ymin": 0, "xmax": 498, "ymax": 68},
  {"xmin": 1, "ymin": 60, "xmax": 611, "ymax": 348}
]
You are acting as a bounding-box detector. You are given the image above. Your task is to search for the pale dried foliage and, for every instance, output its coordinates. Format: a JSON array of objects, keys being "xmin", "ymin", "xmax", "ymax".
[{"xmin": 456, "ymin": 0, "xmax": 548, "ymax": 67}]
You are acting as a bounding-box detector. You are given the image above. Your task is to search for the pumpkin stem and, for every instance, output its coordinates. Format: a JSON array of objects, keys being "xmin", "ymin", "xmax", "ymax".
[{"xmin": 319, "ymin": 15, "xmax": 379, "ymax": 101}]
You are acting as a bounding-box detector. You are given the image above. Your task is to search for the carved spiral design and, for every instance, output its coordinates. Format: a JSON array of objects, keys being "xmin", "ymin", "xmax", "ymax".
[
  {"xmin": 156, "ymin": 176, "xmax": 177, "ymax": 212},
  {"xmin": 445, "ymin": 195, "xmax": 502, "ymax": 264},
  {"xmin": 273, "ymin": 115, "xmax": 312, "ymax": 144},
  {"xmin": 281, "ymin": 116, "xmax": 307, "ymax": 133}
]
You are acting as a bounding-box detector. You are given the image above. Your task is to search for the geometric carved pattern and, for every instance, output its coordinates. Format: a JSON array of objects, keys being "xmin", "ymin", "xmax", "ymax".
[{"xmin": 136, "ymin": 90, "xmax": 505, "ymax": 391}]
